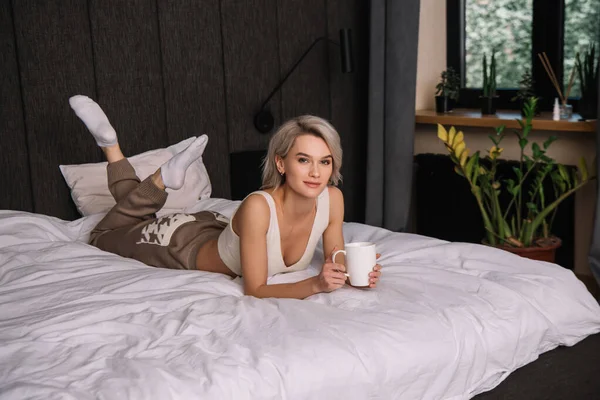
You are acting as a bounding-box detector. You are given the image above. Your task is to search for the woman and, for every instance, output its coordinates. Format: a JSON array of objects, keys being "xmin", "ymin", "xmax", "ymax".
[{"xmin": 70, "ymin": 95, "xmax": 382, "ymax": 299}]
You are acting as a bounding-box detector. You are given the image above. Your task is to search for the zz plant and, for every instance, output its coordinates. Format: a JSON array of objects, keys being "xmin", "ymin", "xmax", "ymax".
[{"xmin": 437, "ymin": 97, "xmax": 591, "ymax": 248}]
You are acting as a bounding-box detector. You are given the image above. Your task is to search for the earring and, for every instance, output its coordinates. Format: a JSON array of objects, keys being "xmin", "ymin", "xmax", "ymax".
[{"xmin": 280, "ymin": 170, "xmax": 284, "ymax": 176}]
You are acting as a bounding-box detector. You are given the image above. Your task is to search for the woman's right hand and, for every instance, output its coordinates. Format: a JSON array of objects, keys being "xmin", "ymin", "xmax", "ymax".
[{"xmin": 314, "ymin": 247, "xmax": 347, "ymax": 293}]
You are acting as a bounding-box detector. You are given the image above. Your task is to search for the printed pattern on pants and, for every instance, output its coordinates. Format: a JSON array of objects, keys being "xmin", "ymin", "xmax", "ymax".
[{"xmin": 137, "ymin": 213, "xmax": 197, "ymax": 246}]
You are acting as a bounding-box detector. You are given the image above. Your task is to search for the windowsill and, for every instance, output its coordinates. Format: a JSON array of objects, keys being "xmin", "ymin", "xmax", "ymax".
[{"xmin": 416, "ymin": 109, "xmax": 597, "ymax": 133}]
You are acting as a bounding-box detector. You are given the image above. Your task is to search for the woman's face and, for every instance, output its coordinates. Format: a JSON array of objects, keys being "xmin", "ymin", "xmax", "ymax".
[{"xmin": 276, "ymin": 134, "xmax": 333, "ymax": 198}]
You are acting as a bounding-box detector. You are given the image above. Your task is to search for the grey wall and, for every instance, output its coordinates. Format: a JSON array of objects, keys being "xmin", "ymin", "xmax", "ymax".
[{"xmin": 1, "ymin": 0, "xmax": 368, "ymax": 222}]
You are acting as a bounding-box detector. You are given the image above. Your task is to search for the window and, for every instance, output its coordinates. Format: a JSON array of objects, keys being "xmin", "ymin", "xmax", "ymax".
[
  {"xmin": 448, "ymin": 0, "xmax": 600, "ymax": 110},
  {"xmin": 564, "ymin": 0, "xmax": 600, "ymax": 98},
  {"xmin": 465, "ymin": 0, "xmax": 533, "ymax": 89}
]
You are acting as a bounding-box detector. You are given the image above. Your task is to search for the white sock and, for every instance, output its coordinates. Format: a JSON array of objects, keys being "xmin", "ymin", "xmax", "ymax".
[
  {"xmin": 69, "ymin": 95, "xmax": 118, "ymax": 147},
  {"xmin": 160, "ymin": 135, "xmax": 208, "ymax": 190}
]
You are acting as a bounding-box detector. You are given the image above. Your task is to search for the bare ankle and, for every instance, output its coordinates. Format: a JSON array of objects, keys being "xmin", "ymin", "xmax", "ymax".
[{"xmin": 102, "ymin": 144, "xmax": 125, "ymax": 164}]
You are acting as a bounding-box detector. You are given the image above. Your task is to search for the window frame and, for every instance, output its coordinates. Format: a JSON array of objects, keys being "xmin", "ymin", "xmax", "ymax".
[{"xmin": 446, "ymin": 0, "xmax": 581, "ymax": 112}]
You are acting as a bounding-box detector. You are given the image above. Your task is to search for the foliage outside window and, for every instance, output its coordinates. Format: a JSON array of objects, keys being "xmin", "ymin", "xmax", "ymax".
[
  {"xmin": 564, "ymin": 0, "xmax": 600, "ymax": 98},
  {"xmin": 465, "ymin": 0, "xmax": 533, "ymax": 89}
]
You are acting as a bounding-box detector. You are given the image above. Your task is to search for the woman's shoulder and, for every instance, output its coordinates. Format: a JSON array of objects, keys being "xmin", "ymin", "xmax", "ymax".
[
  {"xmin": 326, "ymin": 186, "xmax": 344, "ymax": 205},
  {"xmin": 232, "ymin": 192, "xmax": 271, "ymax": 234},
  {"xmin": 326, "ymin": 186, "xmax": 344, "ymax": 223}
]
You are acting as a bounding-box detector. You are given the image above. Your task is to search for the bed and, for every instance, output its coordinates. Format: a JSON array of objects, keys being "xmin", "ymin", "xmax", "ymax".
[{"xmin": 1, "ymin": 194, "xmax": 599, "ymax": 400}]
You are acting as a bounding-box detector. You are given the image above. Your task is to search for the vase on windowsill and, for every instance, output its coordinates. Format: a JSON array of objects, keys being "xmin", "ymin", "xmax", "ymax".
[
  {"xmin": 434, "ymin": 67, "xmax": 460, "ymax": 113},
  {"xmin": 480, "ymin": 52, "xmax": 498, "ymax": 115},
  {"xmin": 479, "ymin": 95, "xmax": 498, "ymax": 115},
  {"xmin": 578, "ymin": 96, "xmax": 598, "ymax": 120},
  {"xmin": 435, "ymin": 96, "xmax": 455, "ymax": 113}
]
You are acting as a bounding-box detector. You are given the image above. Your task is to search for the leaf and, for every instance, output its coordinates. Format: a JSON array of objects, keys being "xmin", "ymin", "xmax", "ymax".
[
  {"xmin": 465, "ymin": 151, "xmax": 479, "ymax": 182},
  {"xmin": 506, "ymin": 179, "xmax": 516, "ymax": 195},
  {"xmin": 525, "ymin": 159, "xmax": 535, "ymax": 170},
  {"xmin": 543, "ymin": 136, "xmax": 557, "ymax": 150},
  {"xmin": 558, "ymin": 164, "xmax": 570, "ymax": 182},
  {"xmin": 459, "ymin": 148, "xmax": 469, "ymax": 167},
  {"xmin": 454, "ymin": 165, "xmax": 464, "ymax": 177},
  {"xmin": 454, "ymin": 141, "xmax": 466, "ymax": 158},
  {"xmin": 531, "ymin": 142, "xmax": 542, "ymax": 159},
  {"xmin": 448, "ymin": 126, "xmax": 457, "ymax": 146},
  {"xmin": 579, "ymin": 157, "xmax": 589, "ymax": 181},
  {"xmin": 512, "ymin": 166, "xmax": 523, "ymax": 181},
  {"xmin": 572, "ymin": 169, "xmax": 580, "ymax": 186},
  {"xmin": 454, "ymin": 131, "xmax": 464, "ymax": 148},
  {"xmin": 519, "ymin": 137, "xmax": 528, "ymax": 149},
  {"xmin": 437, "ymin": 124, "xmax": 448, "ymax": 142}
]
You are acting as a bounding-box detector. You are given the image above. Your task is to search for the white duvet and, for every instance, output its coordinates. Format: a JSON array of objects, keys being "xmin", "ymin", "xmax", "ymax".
[{"xmin": 1, "ymin": 198, "xmax": 599, "ymax": 400}]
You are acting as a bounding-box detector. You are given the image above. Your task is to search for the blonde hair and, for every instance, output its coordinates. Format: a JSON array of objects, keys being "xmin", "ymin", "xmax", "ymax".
[{"xmin": 261, "ymin": 115, "xmax": 343, "ymax": 189}]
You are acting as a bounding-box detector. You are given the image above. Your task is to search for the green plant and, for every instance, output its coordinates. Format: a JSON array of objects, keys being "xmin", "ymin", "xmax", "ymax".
[
  {"xmin": 482, "ymin": 52, "xmax": 497, "ymax": 98},
  {"xmin": 437, "ymin": 97, "xmax": 591, "ymax": 248},
  {"xmin": 435, "ymin": 67, "xmax": 461, "ymax": 101},
  {"xmin": 511, "ymin": 70, "xmax": 536, "ymax": 103},
  {"xmin": 576, "ymin": 43, "xmax": 599, "ymax": 101}
]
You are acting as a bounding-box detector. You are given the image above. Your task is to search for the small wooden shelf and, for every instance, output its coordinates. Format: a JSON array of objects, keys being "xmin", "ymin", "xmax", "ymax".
[{"xmin": 416, "ymin": 109, "xmax": 597, "ymax": 133}]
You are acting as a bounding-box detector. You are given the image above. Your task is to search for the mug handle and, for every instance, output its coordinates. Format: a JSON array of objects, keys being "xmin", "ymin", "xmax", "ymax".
[
  {"xmin": 331, "ymin": 249, "xmax": 349, "ymax": 277},
  {"xmin": 332, "ymin": 249, "xmax": 346, "ymax": 264}
]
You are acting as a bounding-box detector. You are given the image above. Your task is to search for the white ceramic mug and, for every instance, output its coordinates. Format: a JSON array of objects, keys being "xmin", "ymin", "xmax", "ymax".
[{"xmin": 332, "ymin": 242, "xmax": 377, "ymax": 287}]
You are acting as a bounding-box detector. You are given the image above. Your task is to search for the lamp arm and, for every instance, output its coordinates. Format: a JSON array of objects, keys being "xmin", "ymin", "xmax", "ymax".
[{"xmin": 259, "ymin": 37, "xmax": 339, "ymax": 110}]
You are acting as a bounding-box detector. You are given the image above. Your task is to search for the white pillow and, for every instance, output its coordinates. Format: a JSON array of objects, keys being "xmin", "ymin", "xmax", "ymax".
[{"xmin": 59, "ymin": 136, "xmax": 212, "ymax": 217}]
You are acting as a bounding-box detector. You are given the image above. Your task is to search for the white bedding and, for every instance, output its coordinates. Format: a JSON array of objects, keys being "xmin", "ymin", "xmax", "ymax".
[{"xmin": 1, "ymin": 199, "xmax": 599, "ymax": 400}]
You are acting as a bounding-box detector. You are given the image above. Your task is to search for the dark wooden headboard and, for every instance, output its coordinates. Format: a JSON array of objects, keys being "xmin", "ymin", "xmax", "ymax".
[{"xmin": 1, "ymin": 1, "xmax": 369, "ymax": 222}]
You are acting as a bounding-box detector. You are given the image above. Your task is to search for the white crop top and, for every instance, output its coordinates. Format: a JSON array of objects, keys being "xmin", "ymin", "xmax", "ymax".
[{"xmin": 217, "ymin": 188, "xmax": 330, "ymax": 277}]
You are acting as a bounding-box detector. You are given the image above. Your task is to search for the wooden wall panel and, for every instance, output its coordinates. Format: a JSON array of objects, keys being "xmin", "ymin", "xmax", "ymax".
[
  {"xmin": 157, "ymin": 0, "xmax": 231, "ymax": 199},
  {"xmin": 88, "ymin": 0, "xmax": 167, "ymax": 156},
  {"xmin": 0, "ymin": 1, "xmax": 32, "ymax": 212},
  {"xmin": 277, "ymin": 0, "xmax": 330, "ymax": 120},
  {"xmin": 12, "ymin": 0, "xmax": 98, "ymax": 220},
  {"xmin": 4, "ymin": 1, "xmax": 369, "ymax": 221},
  {"xmin": 221, "ymin": 0, "xmax": 281, "ymax": 153},
  {"xmin": 327, "ymin": 0, "xmax": 369, "ymax": 222}
]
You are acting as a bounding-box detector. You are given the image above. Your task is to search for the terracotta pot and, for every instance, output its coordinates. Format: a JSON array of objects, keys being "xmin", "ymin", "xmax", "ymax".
[{"xmin": 492, "ymin": 237, "xmax": 562, "ymax": 263}]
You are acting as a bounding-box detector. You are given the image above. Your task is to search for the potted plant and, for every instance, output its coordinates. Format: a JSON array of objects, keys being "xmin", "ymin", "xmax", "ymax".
[
  {"xmin": 436, "ymin": 97, "xmax": 592, "ymax": 262},
  {"xmin": 480, "ymin": 52, "xmax": 498, "ymax": 115},
  {"xmin": 576, "ymin": 44, "xmax": 599, "ymax": 120},
  {"xmin": 435, "ymin": 67, "xmax": 460, "ymax": 113},
  {"xmin": 511, "ymin": 70, "xmax": 540, "ymax": 116}
]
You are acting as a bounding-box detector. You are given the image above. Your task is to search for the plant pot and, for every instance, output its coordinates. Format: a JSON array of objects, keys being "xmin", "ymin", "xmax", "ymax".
[
  {"xmin": 578, "ymin": 96, "xmax": 598, "ymax": 120},
  {"xmin": 435, "ymin": 96, "xmax": 455, "ymax": 113},
  {"xmin": 490, "ymin": 237, "xmax": 562, "ymax": 263},
  {"xmin": 480, "ymin": 96, "xmax": 498, "ymax": 115}
]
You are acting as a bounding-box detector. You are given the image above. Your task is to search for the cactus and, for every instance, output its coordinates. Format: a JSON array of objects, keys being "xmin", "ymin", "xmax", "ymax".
[
  {"xmin": 576, "ymin": 43, "xmax": 598, "ymax": 100},
  {"xmin": 482, "ymin": 52, "xmax": 497, "ymax": 98}
]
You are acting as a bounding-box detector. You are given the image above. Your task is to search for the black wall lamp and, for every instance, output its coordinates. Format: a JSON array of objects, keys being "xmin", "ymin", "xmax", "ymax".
[{"xmin": 253, "ymin": 28, "xmax": 354, "ymax": 134}]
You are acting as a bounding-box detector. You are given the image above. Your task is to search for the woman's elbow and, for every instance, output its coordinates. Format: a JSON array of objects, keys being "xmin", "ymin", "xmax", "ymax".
[{"xmin": 244, "ymin": 285, "xmax": 266, "ymax": 298}]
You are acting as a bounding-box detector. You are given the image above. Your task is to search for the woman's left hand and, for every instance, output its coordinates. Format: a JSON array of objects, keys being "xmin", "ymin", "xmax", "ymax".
[{"xmin": 369, "ymin": 253, "xmax": 383, "ymax": 288}]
